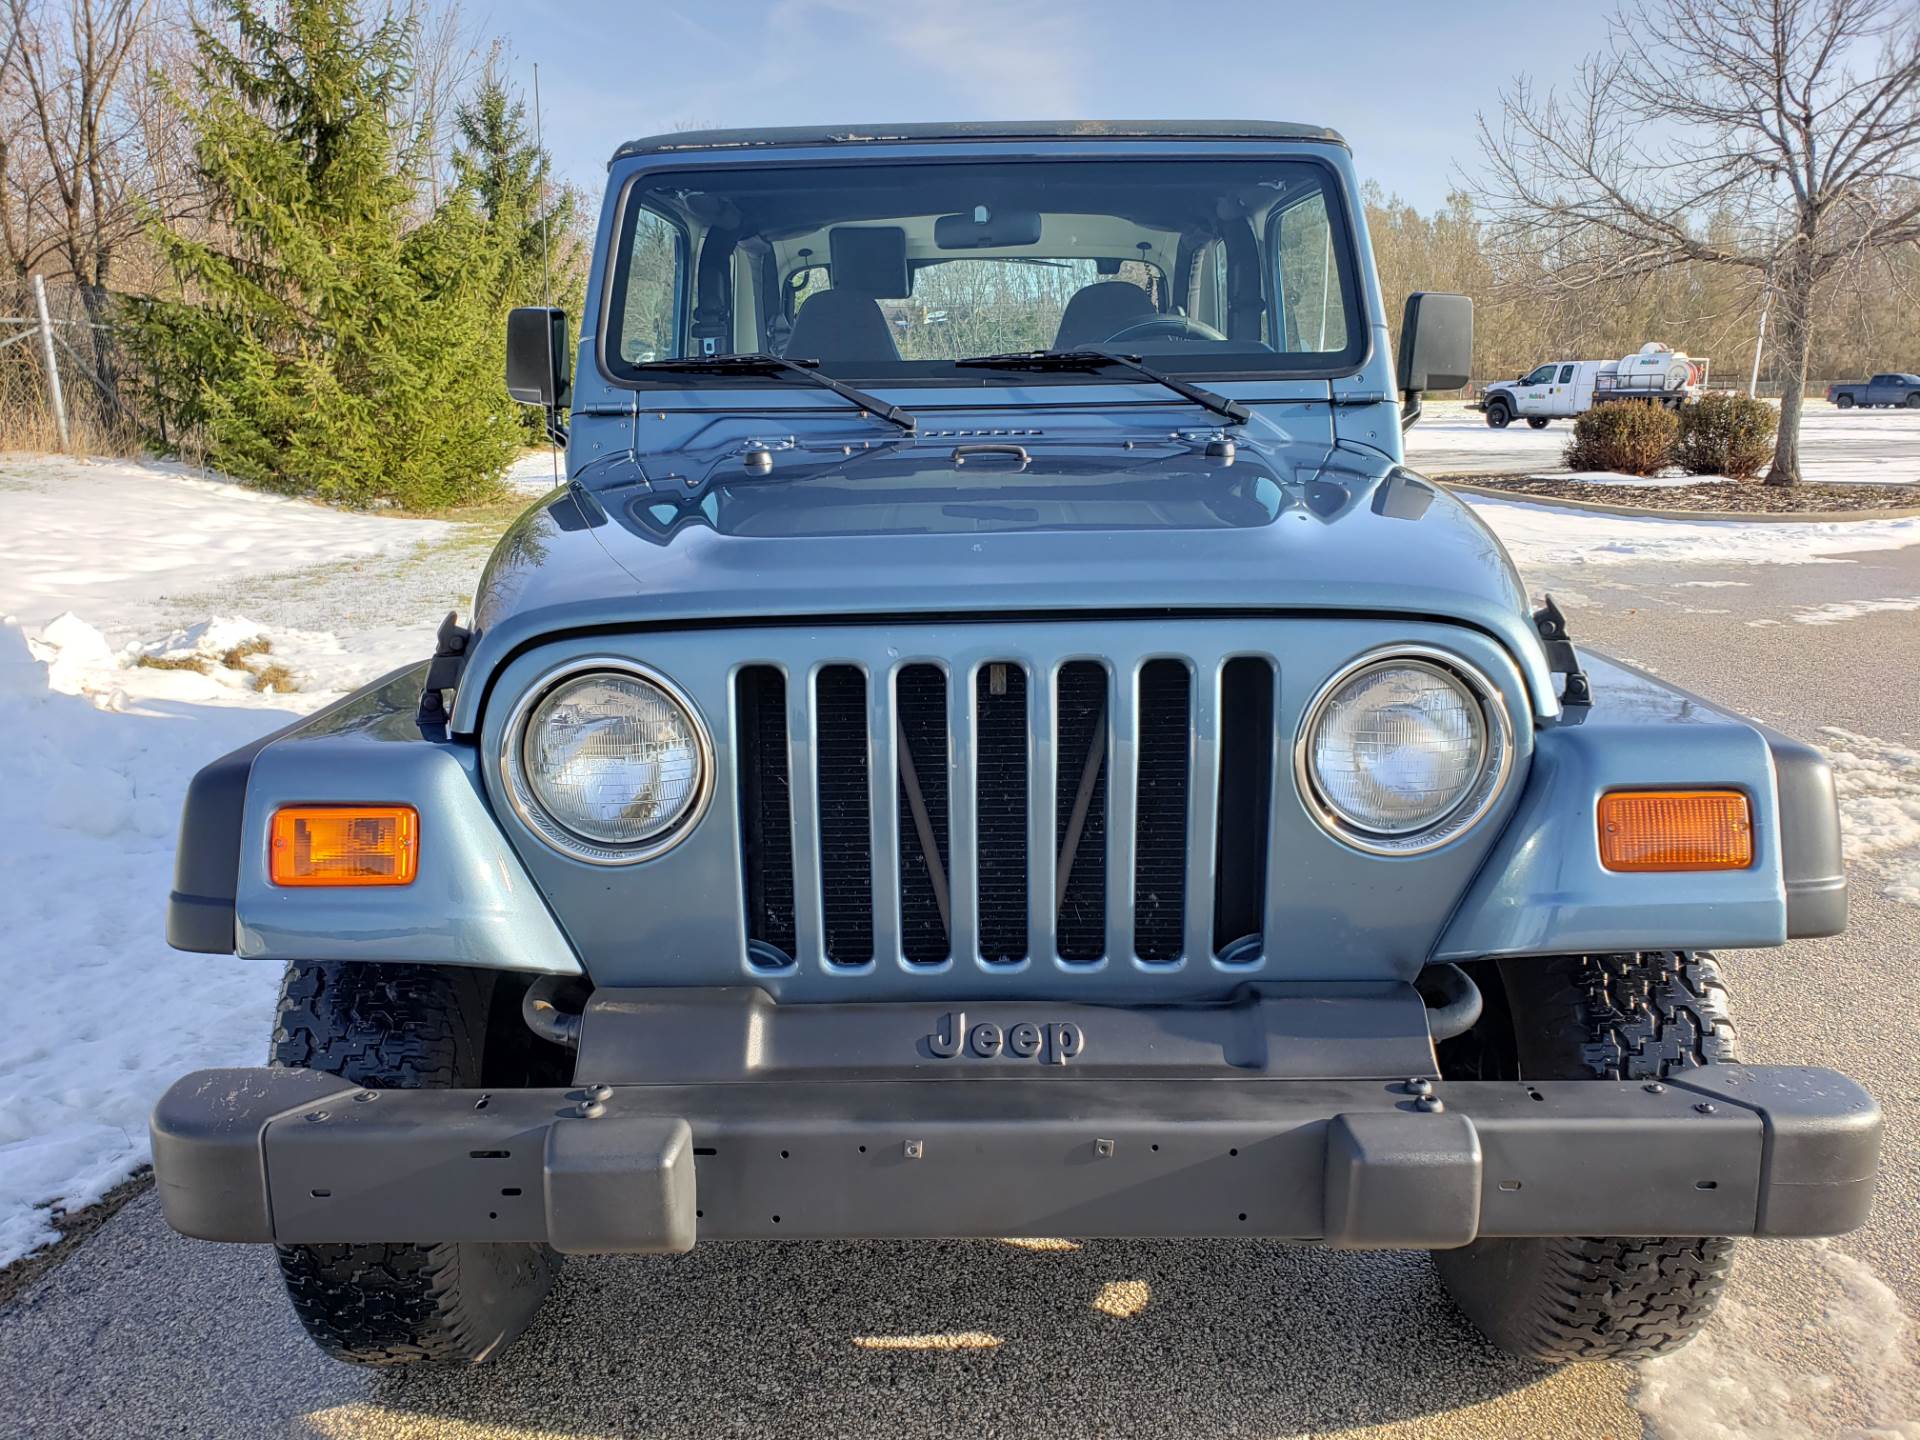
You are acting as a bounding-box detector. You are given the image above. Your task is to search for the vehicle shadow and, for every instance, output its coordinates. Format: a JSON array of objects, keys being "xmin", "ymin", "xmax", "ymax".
[{"xmin": 344, "ymin": 1238, "xmax": 1629, "ymax": 1439}]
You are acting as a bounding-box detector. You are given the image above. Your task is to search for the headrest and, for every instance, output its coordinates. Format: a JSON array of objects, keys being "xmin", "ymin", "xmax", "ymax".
[
  {"xmin": 1054, "ymin": 281, "xmax": 1156, "ymax": 349},
  {"xmin": 829, "ymin": 226, "xmax": 910, "ymax": 298}
]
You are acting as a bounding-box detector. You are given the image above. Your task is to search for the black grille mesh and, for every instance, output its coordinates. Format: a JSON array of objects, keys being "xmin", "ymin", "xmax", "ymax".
[
  {"xmin": 735, "ymin": 666, "xmax": 796, "ymax": 962},
  {"xmin": 1214, "ymin": 657, "xmax": 1274, "ymax": 957},
  {"xmin": 895, "ymin": 664, "xmax": 950, "ymax": 964},
  {"xmin": 975, "ymin": 663, "xmax": 1029, "ymax": 962},
  {"xmin": 1054, "ymin": 662, "xmax": 1109, "ymax": 962},
  {"xmin": 814, "ymin": 666, "xmax": 873, "ymax": 965},
  {"xmin": 1134, "ymin": 660, "xmax": 1191, "ymax": 962}
]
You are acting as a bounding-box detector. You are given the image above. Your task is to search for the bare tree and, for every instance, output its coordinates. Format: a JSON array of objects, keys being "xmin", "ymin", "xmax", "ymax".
[
  {"xmin": 1477, "ymin": 0, "xmax": 1920, "ymax": 482},
  {"xmin": 4, "ymin": 0, "xmax": 162, "ymax": 396}
]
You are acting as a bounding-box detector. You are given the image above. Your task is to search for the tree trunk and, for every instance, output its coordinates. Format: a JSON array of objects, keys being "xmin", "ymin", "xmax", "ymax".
[{"xmin": 1764, "ymin": 242, "xmax": 1815, "ymax": 486}]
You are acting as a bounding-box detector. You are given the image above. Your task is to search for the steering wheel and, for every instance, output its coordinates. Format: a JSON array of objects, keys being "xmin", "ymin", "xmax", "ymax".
[{"xmin": 1103, "ymin": 314, "xmax": 1228, "ymax": 345}]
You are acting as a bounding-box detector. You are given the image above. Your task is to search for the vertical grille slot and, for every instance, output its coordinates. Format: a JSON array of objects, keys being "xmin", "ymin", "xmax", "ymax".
[
  {"xmin": 895, "ymin": 664, "xmax": 950, "ymax": 964},
  {"xmin": 1213, "ymin": 657, "xmax": 1274, "ymax": 959},
  {"xmin": 1054, "ymin": 662, "xmax": 1109, "ymax": 962},
  {"xmin": 814, "ymin": 665, "xmax": 873, "ymax": 965},
  {"xmin": 735, "ymin": 666, "xmax": 795, "ymax": 965},
  {"xmin": 1134, "ymin": 660, "xmax": 1191, "ymax": 962},
  {"xmin": 975, "ymin": 663, "xmax": 1029, "ymax": 963}
]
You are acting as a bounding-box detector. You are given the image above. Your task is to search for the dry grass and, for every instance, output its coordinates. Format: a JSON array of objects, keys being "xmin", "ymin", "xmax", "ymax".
[
  {"xmin": 218, "ymin": 636, "xmax": 271, "ymax": 668},
  {"xmin": 252, "ymin": 662, "xmax": 297, "ymax": 693},
  {"xmin": 133, "ymin": 653, "xmax": 210, "ymax": 674},
  {"xmin": 0, "ymin": 398, "xmax": 146, "ymax": 459}
]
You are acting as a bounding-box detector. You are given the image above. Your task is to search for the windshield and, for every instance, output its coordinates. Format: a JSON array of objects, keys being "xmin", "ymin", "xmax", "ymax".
[{"xmin": 603, "ymin": 157, "xmax": 1365, "ymax": 384}]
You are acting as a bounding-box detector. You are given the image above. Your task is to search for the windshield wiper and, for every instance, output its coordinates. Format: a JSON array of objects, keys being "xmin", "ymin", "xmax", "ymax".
[
  {"xmin": 630, "ymin": 353, "xmax": 916, "ymax": 432},
  {"xmin": 954, "ymin": 348, "xmax": 1250, "ymax": 425}
]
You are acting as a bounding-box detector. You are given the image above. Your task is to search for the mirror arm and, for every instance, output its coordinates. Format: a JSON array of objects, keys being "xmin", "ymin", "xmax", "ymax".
[{"xmin": 1399, "ymin": 390, "xmax": 1423, "ymax": 432}]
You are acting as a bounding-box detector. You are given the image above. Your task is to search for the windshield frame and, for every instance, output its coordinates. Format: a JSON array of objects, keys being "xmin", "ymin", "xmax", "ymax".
[{"xmin": 593, "ymin": 147, "xmax": 1374, "ymax": 392}]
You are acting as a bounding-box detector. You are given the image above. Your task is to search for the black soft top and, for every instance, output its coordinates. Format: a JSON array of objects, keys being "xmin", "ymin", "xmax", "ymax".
[{"xmin": 611, "ymin": 120, "xmax": 1348, "ymax": 163}]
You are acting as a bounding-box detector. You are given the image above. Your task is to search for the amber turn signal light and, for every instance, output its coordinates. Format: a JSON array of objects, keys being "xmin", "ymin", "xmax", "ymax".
[
  {"xmin": 270, "ymin": 806, "xmax": 419, "ymax": 886},
  {"xmin": 1597, "ymin": 790, "xmax": 1752, "ymax": 872}
]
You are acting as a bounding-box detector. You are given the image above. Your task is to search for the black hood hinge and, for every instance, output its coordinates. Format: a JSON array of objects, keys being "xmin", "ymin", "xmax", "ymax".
[
  {"xmin": 1532, "ymin": 595, "xmax": 1592, "ymax": 708},
  {"xmin": 416, "ymin": 611, "xmax": 472, "ymax": 740}
]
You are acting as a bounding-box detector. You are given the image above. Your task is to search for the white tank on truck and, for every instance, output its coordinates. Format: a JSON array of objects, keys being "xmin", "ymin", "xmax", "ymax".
[
  {"xmin": 1476, "ymin": 343, "xmax": 1710, "ymax": 427},
  {"xmin": 1597, "ymin": 342, "xmax": 1708, "ymax": 399}
]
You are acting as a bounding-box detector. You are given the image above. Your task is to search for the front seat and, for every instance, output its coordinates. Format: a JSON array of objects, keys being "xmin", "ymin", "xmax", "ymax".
[
  {"xmin": 1054, "ymin": 280, "xmax": 1155, "ymax": 349},
  {"xmin": 787, "ymin": 289, "xmax": 901, "ymax": 365}
]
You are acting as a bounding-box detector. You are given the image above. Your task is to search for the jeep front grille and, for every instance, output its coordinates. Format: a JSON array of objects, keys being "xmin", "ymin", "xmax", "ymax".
[{"xmin": 734, "ymin": 646, "xmax": 1276, "ymax": 972}]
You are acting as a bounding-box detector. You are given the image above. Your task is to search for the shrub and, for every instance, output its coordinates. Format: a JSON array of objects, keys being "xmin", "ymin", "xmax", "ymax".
[
  {"xmin": 1676, "ymin": 391, "xmax": 1778, "ymax": 479},
  {"xmin": 1564, "ymin": 400, "xmax": 1680, "ymax": 476}
]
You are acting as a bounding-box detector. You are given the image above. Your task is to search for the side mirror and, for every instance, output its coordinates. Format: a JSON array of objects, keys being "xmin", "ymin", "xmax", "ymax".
[
  {"xmin": 1398, "ymin": 292, "xmax": 1473, "ymax": 394},
  {"xmin": 506, "ymin": 306, "xmax": 572, "ymax": 410}
]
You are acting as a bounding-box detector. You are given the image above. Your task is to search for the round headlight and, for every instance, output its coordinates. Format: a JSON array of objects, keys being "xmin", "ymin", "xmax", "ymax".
[
  {"xmin": 505, "ymin": 664, "xmax": 711, "ymax": 863},
  {"xmin": 1299, "ymin": 651, "xmax": 1511, "ymax": 853}
]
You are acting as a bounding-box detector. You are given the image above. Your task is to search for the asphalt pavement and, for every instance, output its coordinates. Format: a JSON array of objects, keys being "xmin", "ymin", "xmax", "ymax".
[{"xmin": 2, "ymin": 539, "xmax": 1916, "ymax": 1440}]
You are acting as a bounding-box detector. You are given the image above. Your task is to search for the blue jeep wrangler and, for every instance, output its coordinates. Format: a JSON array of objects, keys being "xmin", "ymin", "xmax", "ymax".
[{"xmin": 151, "ymin": 121, "xmax": 1880, "ymax": 1368}]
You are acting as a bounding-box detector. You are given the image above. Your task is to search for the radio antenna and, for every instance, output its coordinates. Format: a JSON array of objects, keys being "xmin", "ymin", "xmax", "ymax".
[
  {"xmin": 533, "ymin": 62, "xmax": 554, "ymax": 309},
  {"xmin": 532, "ymin": 62, "xmax": 560, "ymax": 482}
]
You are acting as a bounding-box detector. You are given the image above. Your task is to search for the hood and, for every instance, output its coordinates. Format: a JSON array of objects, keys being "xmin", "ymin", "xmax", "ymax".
[{"xmin": 455, "ymin": 429, "xmax": 1553, "ymax": 733}]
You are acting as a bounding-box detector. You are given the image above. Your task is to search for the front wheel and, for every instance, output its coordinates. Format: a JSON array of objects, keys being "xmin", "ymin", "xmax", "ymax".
[
  {"xmin": 270, "ymin": 962, "xmax": 564, "ymax": 1365},
  {"xmin": 1486, "ymin": 400, "xmax": 1513, "ymax": 428},
  {"xmin": 1433, "ymin": 952, "xmax": 1738, "ymax": 1362},
  {"xmin": 1905, "ymin": 393, "xmax": 1920, "ymax": 409}
]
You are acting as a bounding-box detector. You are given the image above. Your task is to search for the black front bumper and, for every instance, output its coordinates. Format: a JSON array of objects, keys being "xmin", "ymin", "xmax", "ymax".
[{"xmin": 152, "ymin": 1061, "xmax": 1880, "ymax": 1253}]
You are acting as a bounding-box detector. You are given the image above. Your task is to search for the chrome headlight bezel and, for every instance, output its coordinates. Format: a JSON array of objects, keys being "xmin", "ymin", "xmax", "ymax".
[
  {"xmin": 499, "ymin": 657, "xmax": 715, "ymax": 866},
  {"xmin": 1293, "ymin": 645, "xmax": 1514, "ymax": 856}
]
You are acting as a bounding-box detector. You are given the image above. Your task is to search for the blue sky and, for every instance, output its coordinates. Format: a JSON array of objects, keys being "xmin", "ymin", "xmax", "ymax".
[{"xmin": 481, "ymin": 0, "xmax": 1615, "ymax": 214}]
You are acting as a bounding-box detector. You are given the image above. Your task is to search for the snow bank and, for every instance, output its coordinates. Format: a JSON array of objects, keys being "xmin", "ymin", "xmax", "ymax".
[
  {"xmin": 0, "ymin": 457, "xmax": 481, "ymax": 1268},
  {"xmin": 1468, "ymin": 497, "xmax": 1920, "ymax": 568},
  {"xmin": 1819, "ymin": 727, "xmax": 1920, "ymax": 906},
  {"xmin": 0, "ymin": 619, "xmax": 291, "ymax": 1265}
]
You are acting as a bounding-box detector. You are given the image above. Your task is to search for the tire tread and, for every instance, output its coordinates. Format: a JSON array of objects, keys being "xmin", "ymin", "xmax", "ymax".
[
  {"xmin": 270, "ymin": 962, "xmax": 559, "ymax": 1367},
  {"xmin": 1435, "ymin": 951, "xmax": 1738, "ymax": 1363}
]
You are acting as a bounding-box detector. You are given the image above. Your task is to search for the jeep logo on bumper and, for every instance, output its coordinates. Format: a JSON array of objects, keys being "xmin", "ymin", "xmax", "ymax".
[{"xmin": 925, "ymin": 1011, "xmax": 1084, "ymax": 1065}]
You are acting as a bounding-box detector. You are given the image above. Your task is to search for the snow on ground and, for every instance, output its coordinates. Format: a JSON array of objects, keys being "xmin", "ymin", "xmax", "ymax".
[
  {"xmin": 1635, "ymin": 1240, "xmax": 1920, "ymax": 1439},
  {"xmin": 1818, "ymin": 728, "xmax": 1920, "ymax": 907},
  {"xmin": 1791, "ymin": 595, "xmax": 1920, "ymax": 626},
  {"xmin": 506, "ymin": 446, "xmax": 565, "ymax": 495},
  {"xmin": 1406, "ymin": 399, "xmax": 1920, "ymax": 485},
  {"xmin": 1467, "ymin": 496, "xmax": 1920, "ymax": 568},
  {"xmin": 0, "ymin": 455, "xmax": 492, "ymax": 1268}
]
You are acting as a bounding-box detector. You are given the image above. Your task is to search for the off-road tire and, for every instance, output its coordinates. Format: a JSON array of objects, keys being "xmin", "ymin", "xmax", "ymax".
[
  {"xmin": 1528, "ymin": 416, "xmax": 1550, "ymax": 429},
  {"xmin": 1486, "ymin": 399, "xmax": 1513, "ymax": 428},
  {"xmin": 1433, "ymin": 951, "xmax": 1738, "ymax": 1363},
  {"xmin": 270, "ymin": 962, "xmax": 562, "ymax": 1365}
]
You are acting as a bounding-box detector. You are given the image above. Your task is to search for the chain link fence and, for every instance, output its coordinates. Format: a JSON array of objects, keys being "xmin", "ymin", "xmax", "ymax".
[{"xmin": 0, "ymin": 277, "xmax": 152, "ymax": 455}]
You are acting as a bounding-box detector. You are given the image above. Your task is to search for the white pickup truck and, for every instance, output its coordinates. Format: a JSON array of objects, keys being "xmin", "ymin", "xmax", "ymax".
[{"xmin": 1476, "ymin": 344, "xmax": 1710, "ymax": 428}]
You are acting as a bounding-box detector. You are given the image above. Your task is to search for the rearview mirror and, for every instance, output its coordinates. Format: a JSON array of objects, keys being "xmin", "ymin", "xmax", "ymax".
[
  {"xmin": 934, "ymin": 206, "xmax": 1043, "ymax": 250},
  {"xmin": 506, "ymin": 306, "xmax": 572, "ymax": 409}
]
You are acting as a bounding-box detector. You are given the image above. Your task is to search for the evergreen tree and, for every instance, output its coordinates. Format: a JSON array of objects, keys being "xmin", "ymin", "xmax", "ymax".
[{"xmin": 126, "ymin": 0, "xmax": 519, "ymax": 509}]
